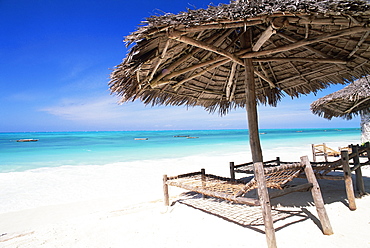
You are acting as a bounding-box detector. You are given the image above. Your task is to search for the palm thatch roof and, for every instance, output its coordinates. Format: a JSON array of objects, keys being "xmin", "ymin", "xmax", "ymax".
[
  {"xmin": 311, "ymin": 76, "xmax": 370, "ymax": 120},
  {"xmin": 109, "ymin": 0, "xmax": 370, "ymax": 115}
]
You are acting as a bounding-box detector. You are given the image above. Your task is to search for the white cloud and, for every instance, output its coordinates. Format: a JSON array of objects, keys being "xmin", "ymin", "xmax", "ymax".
[{"xmin": 40, "ymin": 96, "xmax": 128, "ymax": 122}]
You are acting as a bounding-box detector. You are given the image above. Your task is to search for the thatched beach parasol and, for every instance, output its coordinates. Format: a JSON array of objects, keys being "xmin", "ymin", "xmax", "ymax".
[
  {"xmin": 110, "ymin": 0, "xmax": 370, "ymax": 162},
  {"xmin": 109, "ymin": 0, "xmax": 370, "ymax": 246},
  {"xmin": 311, "ymin": 76, "xmax": 370, "ymax": 143}
]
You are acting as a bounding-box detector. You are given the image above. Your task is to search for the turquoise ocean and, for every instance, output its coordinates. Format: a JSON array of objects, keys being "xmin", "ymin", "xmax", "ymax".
[{"xmin": 0, "ymin": 128, "xmax": 361, "ymax": 173}]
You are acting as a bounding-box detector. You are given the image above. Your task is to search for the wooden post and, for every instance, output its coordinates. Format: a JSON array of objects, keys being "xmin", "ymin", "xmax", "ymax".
[
  {"xmin": 201, "ymin": 168, "xmax": 206, "ymax": 199},
  {"xmin": 352, "ymin": 145, "xmax": 366, "ymax": 196},
  {"xmin": 242, "ymin": 29, "xmax": 263, "ymax": 163},
  {"xmin": 323, "ymin": 143, "xmax": 328, "ymax": 162},
  {"xmin": 242, "ymin": 29, "xmax": 275, "ymax": 248},
  {"xmin": 254, "ymin": 162, "xmax": 277, "ymax": 248},
  {"xmin": 301, "ymin": 156, "xmax": 333, "ymax": 235},
  {"xmin": 163, "ymin": 175, "xmax": 169, "ymax": 206},
  {"xmin": 230, "ymin": 162, "xmax": 235, "ymax": 181},
  {"xmin": 341, "ymin": 151, "xmax": 357, "ymax": 210},
  {"xmin": 276, "ymin": 157, "xmax": 280, "ymax": 166},
  {"xmin": 312, "ymin": 144, "xmax": 317, "ymax": 162}
]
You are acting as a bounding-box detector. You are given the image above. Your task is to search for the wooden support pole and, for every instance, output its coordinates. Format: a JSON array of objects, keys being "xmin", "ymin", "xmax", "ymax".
[
  {"xmin": 254, "ymin": 162, "xmax": 277, "ymax": 248},
  {"xmin": 242, "ymin": 29, "xmax": 275, "ymax": 248},
  {"xmin": 276, "ymin": 157, "xmax": 280, "ymax": 166},
  {"xmin": 244, "ymin": 56, "xmax": 263, "ymax": 162},
  {"xmin": 341, "ymin": 151, "xmax": 357, "ymax": 210},
  {"xmin": 230, "ymin": 162, "xmax": 235, "ymax": 181},
  {"xmin": 351, "ymin": 145, "xmax": 366, "ymax": 196},
  {"xmin": 163, "ymin": 175, "xmax": 170, "ymax": 206},
  {"xmin": 301, "ymin": 156, "xmax": 333, "ymax": 235}
]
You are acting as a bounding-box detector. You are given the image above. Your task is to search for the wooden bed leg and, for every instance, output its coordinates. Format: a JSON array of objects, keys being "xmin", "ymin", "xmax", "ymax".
[
  {"xmin": 341, "ymin": 151, "xmax": 357, "ymax": 210},
  {"xmin": 312, "ymin": 144, "xmax": 317, "ymax": 162},
  {"xmin": 201, "ymin": 169, "xmax": 206, "ymax": 199},
  {"xmin": 163, "ymin": 174, "xmax": 169, "ymax": 206},
  {"xmin": 230, "ymin": 162, "xmax": 235, "ymax": 181},
  {"xmin": 352, "ymin": 145, "xmax": 366, "ymax": 196},
  {"xmin": 323, "ymin": 143, "xmax": 328, "ymax": 162},
  {"xmin": 254, "ymin": 161, "xmax": 277, "ymax": 248},
  {"xmin": 301, "ymin": 156, "xmax": 333, "ymax": 235}
]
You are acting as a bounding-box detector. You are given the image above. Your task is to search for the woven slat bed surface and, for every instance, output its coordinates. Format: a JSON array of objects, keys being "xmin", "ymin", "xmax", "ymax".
[{"xmin": 167, "ymin": 162, "xmax": 305, "ymax": 202}]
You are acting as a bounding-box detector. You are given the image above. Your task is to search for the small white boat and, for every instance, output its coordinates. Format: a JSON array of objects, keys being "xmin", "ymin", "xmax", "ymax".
[
  {"xmin": 17, "ymin": 139, "xmax": 39, "ymax": 142},
  {"xmin": 134, "ymin": 138, "xmax": 148, "ymax": 140}
]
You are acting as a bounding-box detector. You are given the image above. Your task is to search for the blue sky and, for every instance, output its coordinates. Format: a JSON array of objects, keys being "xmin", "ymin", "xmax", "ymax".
[{"xmin": 0, "ymin": 0, "xmax": 360, "ymax": 132}]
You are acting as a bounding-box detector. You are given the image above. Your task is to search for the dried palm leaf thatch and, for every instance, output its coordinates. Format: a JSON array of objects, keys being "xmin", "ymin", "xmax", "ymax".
[
  {"xmin": 311, "ymin": 76, "xmax": 370, "ymax": 120},
  {"xmin": 109, "ymin": 0, "xmax": 370, "ymax": 115}
]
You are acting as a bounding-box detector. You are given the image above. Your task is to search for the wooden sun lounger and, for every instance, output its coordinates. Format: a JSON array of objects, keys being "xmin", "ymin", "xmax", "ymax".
[
  {"xmin": 312, "ymin": 143, "xmax": 341, "ymax": 162},
  {"xmin": 230, "ymin": 143, "xmax": 370, "ymax": 211},
  {"xmin": 163, "ymin": 156, "xmax": 333, "ymax": 243}
]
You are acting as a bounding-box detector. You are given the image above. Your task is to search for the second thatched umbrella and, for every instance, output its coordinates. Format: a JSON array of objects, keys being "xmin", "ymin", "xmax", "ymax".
[{"xmin": 311, "ymin": 76, "xmax": 370, "ymax": 143}]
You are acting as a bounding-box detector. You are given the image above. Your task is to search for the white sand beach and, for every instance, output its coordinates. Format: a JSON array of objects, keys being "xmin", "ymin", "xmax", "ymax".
[{"xmin": 0, "ymin": 143, "xmax": 369, "ymax": 248}]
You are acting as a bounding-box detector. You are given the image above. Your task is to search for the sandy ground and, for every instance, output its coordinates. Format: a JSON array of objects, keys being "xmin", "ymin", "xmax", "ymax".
[{"xmin": 0, "ymin": 148, "xmax": 369, "ymax": 248}]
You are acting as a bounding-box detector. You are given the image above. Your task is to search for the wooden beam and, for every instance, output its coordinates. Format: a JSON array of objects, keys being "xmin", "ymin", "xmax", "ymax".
[
  {"xmin": 173, "ymin": 59, "xmax": 230, "ymax": 89},
  {"xmin": 226, "ymin": 62, "xmax": 237, "ymax": 101},
  {"xmin": 150, "ymin": 57, "xmax": 228, "ymax": 88},
  {"xmin": 150, "ymin": 31, "xmax": 227, "ymax": 86},
  {"xmin": 177, "ymin": 20, "xmax": 263, "ymax": 33},
  {"xmin": 253, "ymin": 25, "xmax": 276, "ymax": 51},
  {"xmin": 276, "ymin": 32, "xmax": 333, "ymax": 67},
  {"xmin": 276, "ymin": 64, "xmax": 337, "ymax": 85},
  {"xmin": 240, "ymin": 26, "xmax": 370, "ymax": 59},
  {"xmin": 286, "ymin": 17, "xmax": 356, "ymax": 26},
  {"xmin": 345, "ymin": 98, "xmax": 370, "ymax": 114},
  {"xmin": 168, "ymin": 31, "xmax": 244, "ymax": 66},
  {"xmin": 252, "ymin": 57, "xmax": 347, "ymax": 64},
  {"xmin": 254, "ymin": 70, "xmax": 276, "ymax": 88},
  {"xmin": 146, "ymin": 40, "xmax": 171, "ymax": 82},
  {"xmin": 348, "ymin": 30, "xmax": 370, "ymax": 58}
]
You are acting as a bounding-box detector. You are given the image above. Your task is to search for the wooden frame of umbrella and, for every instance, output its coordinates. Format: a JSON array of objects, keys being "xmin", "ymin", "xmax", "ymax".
[{"xmin": 109, "ymin": 1, "xmax": 370, "ymax": 247}]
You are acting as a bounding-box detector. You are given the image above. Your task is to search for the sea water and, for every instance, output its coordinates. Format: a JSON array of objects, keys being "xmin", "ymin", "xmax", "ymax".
[{"xmin": 0, "ymin": 128, "xmax": 361, "ymax": 173}]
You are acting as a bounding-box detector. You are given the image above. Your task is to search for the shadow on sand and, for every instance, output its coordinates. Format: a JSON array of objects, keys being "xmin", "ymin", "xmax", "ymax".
[{"xmin": 174, "ymin": 173, "xmax": 370, "ymax": 234}]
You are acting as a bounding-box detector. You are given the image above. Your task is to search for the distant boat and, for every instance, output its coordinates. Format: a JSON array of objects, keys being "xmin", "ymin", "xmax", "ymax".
[
  {"xmin": 187, "ymin": 137, "xmax": 199, "ymax": 139},
  {"xmin": 174, "ymin": 135, "xmax": 190, "ymax": 137},
  {"xmin": 17, "ymin": 139, "xmax": 39, "ymax": 142},
  {"xmin": 134, "ymin": 138, "xmax": 148, "ymax": 140}
]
